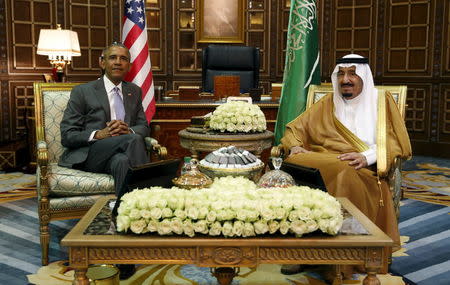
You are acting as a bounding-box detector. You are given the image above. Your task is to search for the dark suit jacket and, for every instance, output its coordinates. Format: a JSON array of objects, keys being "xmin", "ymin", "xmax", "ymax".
[{"xmin": 59, "ymin": 78, "xmax": 149, "ymax": 168}]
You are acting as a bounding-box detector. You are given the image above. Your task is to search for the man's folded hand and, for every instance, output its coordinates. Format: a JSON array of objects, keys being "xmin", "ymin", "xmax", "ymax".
[
  {"xmin": 338, "ymin": 152, "xmax": 368, "ymax": 170},
  {"xmin": 108, "ymin": 120, "xmax": 130, "ymax": 136}
]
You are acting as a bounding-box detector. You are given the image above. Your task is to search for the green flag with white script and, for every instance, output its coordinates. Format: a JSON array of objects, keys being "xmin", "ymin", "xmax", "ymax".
[{"xmin": 274, "ymin": 0, "xmax": 320, "ymax": 144}]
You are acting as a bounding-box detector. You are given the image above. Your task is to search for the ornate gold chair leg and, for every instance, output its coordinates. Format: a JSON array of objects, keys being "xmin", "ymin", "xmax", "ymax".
[{"xmin": 39, "ymin": 218, "xmax": 50, "ymax": 265}]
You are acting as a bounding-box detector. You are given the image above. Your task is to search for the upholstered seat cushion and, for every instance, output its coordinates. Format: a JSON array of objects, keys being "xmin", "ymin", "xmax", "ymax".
[{"xmin": 45, "ymin": 163, "xmax": 115, "ymax": 197}]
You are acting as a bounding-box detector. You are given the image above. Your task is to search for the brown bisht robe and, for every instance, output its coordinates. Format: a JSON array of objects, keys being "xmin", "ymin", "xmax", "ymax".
[{"xmin": 281, "ymin": 92, "xmax": 412, "ymax": 250}]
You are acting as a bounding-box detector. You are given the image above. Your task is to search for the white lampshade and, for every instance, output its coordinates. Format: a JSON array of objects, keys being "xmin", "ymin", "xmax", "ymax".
[{"xmin": 37, "ymin": 25, "xmax": 81, "ymax": 61}]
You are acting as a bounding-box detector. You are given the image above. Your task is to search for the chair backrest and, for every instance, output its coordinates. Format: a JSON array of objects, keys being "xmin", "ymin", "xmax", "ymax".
[
  {"xmin": 34, "ymin": 82, "xmax": 82, "ymax": 163},
  {"xmin": 202, "ymin": 45, "xmax": 260, "ymax": 93},
  {"xmin": 306, "ymin": 83, "xmax": 407, "ymax": 118}
]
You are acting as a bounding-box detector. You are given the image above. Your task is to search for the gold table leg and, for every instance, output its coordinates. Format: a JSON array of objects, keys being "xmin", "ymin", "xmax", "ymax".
[{"xmin": 73, "ymin": 267, "xmax": 89, "ymax": 285}]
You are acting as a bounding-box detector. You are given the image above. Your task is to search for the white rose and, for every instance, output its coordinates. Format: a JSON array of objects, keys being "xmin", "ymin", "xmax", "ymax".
[
  {"xmin": 157, "ymin": 219, "xmax": 172, "ymax": 235},
  {"xmin": 245, "ymin": 210, "xmax": 259, "ymax": 223},
  {"xmin": 296, "ymin": 207, "xmax": 312, "ymax": 221},
  {"xmin": 183, "ymin": 220, "xmax": 195, "ymax": 237},
  {"xmin": 209, "ymin": 221, "xmax": 222, "ymax": 236},
  {"xmin": 254, "ymin": 220, "xmax": 269, "ymax": 235},
  {"xmin": 260, "ymin": 208, "xmax": 275, "ymax": 221},
  {"xmin": 288, "ymin": 210, "xmax": 298, "ymax": 222},
  {"xmin": 305, "ymin": 220, "xmax": 319, "ymax": 233},
  {"xmin": 129, "ymin": 209, "xmax": 141, "ymax": 220},
  {"xmin": 116, "ymin": 215, "xmax": 131, "ymax": 232},
  {"xmin": 194, "ymin": 220, "xmax": 209, "ymax": 234},
  {"xmin": 290, "ymin": 220, "xmax": 307, "ymax": 236},
  {"xmin": 274, "ymin": 207, "xmax": 287, "ymax": 220},
  {"xmin": 206, "ymin": 210, "xmax": 217, "ymax": 223},
  {"xmin": 279, "ymin": 220, "xmax": 290, "ymax": 235},
  {"xmin": 318, "ymin": 219, "xmax": 331, "ymax": 233},
  {"xmin": 150, "ymin": 207, "xmax": 162, "ymax": 220},
  {"xmin": 268, "ymin": 220, "xmax": 280, "ymax": 234},
  {"xmin": 197, "ymin": 207, "xmax": 209, "ymax": 220},
  {"xmin": 174, "ymin": 209, "xmax": 187, "ymax": 220},
  {"xmin": 242, "ymin": 222, "xmax": 256, "ymax": 237},
  {"xmin": 222, "ymin": 221, "xmax": 234, "ymax": 237},
  {"xmin": 170, "ymin": 218, "xmax": 184, "ymax": 235},
  {"xmin": 140, "ymin": 209, "xmax": 152, "ymax": 220},
  {"xmin": 186, "ymin": 207, "xmax": 199, "ymax": 220},
  {"xmin": 130, "ymin": 219, "xmax": 147, "ymax": 234},
  {"xmin": 161, "ymin": 207, "xmax": 173, "ymax": 218},
  {"xmin": 147, "ymin": 220, "xmax": 158, "ymax": 232},
  {"xmin": 232, "ymin": 221, "xmax": 244, "ymax": 237}
]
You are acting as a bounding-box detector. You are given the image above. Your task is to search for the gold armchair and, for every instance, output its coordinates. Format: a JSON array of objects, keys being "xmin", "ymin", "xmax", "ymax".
[
  {"xmin": 34, "ymin": 82, "xmax": 167, "ymax": 265},
  {"xmin": 271, "ymin": 84, "xmax": 407, "ymax": 218}
]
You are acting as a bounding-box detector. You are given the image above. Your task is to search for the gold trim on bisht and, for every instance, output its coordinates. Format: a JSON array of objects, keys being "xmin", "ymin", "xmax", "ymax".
[
  {"xmin": 376, "ymin": 90, "xmax": 388, "ymax": 207},
  {"xmin": 377, "ymin": 90, "xmax": 387, "ymax": 176},
  {"xmin": 333, "ymin": 116, "xmax": 369, "ymax": 153}
]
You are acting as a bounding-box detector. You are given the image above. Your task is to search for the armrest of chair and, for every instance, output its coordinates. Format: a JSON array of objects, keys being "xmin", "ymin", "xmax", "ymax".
[
  {"xmin": 36, "ymin": 140, "xmax": 49, "ymax": 167},
  {"xmin": 144, "ymin": 137, "xmax": 168, "ymax": 160},
  {"xmin": 36, "ymin": 140, "xmax": 49, "ymax": 199},
  {"xmin": 270, "ymin": 144, "xmax": 286, "ymax": 158}
]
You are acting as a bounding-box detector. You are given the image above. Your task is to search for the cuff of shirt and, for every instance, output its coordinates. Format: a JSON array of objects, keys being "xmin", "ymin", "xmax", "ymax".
[
  {"xmin": 361, "ymin": 148, "xmax": 377, "ymax": 166},
  {"xmin": 129, "ymin": 128, "xmax": 135, "ymax": 134},
  {"xmin": 88, "ymin": 130, "xmax": 97, "ymax": 142}
]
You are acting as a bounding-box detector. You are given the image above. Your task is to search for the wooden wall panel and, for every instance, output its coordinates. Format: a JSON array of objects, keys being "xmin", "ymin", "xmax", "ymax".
[
  {"xmin": 9, "ymin": 0, "xmax": 53, "ymax": 72},
  {"xmin": 67, "ymin": 0, "xmax": 111, "ymax": 74},
  {"xmin": 384, "ymin": 0, "xmax": 433, "ymax": 77},
  {"xmin": 1, "ymin": 0, "xmax": 450, "ymax": 163}
]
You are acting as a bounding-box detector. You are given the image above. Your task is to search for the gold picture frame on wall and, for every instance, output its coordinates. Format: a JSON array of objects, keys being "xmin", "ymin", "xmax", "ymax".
[{"xmin": 196, "ymin": 0, "xmax": 245, "ymax": 43}]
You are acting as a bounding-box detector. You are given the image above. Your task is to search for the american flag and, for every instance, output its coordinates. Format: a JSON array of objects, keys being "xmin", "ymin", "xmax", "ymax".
[{"xmin": 122, "ymin": 0, "xmax": 155, "ymax": 123}]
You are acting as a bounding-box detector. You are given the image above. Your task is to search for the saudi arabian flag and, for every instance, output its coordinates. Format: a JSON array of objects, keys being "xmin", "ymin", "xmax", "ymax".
[{"xmin": 274, "ymin": 0, "xmax": 320, "ymax": 144}]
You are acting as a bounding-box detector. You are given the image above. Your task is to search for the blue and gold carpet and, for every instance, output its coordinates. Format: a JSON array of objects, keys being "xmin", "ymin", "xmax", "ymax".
[{"xmin": 0, "ymin": 156, "xmax": 449, "ymax": 284}]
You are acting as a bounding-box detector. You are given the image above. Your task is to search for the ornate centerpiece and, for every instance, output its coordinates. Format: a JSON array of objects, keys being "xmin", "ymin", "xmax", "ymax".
[{"xmin": 198, "ymin": 146, "xmax": 264, "ymax": 181}]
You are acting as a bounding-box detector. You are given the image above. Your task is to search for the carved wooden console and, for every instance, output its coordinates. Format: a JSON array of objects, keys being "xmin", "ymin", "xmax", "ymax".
[{"xmin": 62, "ymin": 196, "xmax": 392, "ymax": 285}]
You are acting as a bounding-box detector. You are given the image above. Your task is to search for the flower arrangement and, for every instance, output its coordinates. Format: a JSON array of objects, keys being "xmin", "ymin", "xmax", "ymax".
[
  {"xmin": 116, "ymin": 176, "xmax": 343, "ymax": 237},
  {"xmin": 209, "ymin": 101, "xmax": 266, "ymax": 133}
]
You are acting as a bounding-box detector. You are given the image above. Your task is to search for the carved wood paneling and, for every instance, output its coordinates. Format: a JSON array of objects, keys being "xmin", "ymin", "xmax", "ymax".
[
  {"xmin": 8, "ymin": 0, "xmax": 54, "ymax": 72},
  {"xmin": 259, "ymin": 247, "xmax": 365, "ymax": 261},
  {"xmin": 440, "ymin": 84, "xmax": 450, "ymax": 142},
  {"xmin": 443, "ymin": 0, "xmax": 450, "ymax": 76},
  {"xmin": 405, "ymin": 84, "xmax": 432, "ymax": 141},
  {"xmin": 1, "ymin": 0, "xmax": 450, "ymax": 158},
  {"xmin": 67, "ymin": 0, "xmax": 111, "ymax": 73},
  {"xmin": 384, "ymin": 0, "xmax": 433, "ymax": 76},
  {"xmin": 331, "ymin": 0, "xmax": 376, "ymax": 74},
  {"xmin": 89, "ymin": 247, "xmax": 197, "ymax": 262}
]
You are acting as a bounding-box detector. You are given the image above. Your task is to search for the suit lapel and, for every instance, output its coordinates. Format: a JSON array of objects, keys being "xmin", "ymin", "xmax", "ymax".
[
  {"xmin": 94, "ymin": 78, "xmax": 111, "ymax": 121},
  {"xmin": 122, "ymin": 82, "xmax": 132, "ymax": 124}
]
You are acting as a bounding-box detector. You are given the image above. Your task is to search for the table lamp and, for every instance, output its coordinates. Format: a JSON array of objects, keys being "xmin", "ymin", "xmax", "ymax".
[{"xmin": 37, "ymin": 24, "xmax": 80, "ymax": 82}]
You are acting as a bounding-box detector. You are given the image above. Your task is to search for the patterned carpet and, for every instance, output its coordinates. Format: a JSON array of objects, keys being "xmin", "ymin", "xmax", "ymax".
[
  {"xmin": 0, "ymin": 172, "xmax": 36, "ymax": 203},
  {"xmin": 402, "ymin": 156, "xmax": 450, "ymax": 206},
  {"xmin": 0, "ymin": 155, "xmax": 448, "ymax": 284}
]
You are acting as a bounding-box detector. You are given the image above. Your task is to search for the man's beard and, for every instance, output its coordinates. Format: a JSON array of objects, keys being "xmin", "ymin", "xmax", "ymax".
[{"xmin": 342, "ymin": 93, "xmax": 353, "ymax": 98}]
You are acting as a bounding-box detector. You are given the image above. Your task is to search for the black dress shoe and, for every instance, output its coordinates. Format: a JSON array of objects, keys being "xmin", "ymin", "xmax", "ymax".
[{"xmin": 118, "ymin": 264, "xmax": 136, "ymax": 280}]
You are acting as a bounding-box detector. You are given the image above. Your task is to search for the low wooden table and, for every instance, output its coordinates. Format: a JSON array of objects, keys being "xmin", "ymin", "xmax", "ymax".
[{"xmin": 62, "ymin": 196, "xmax": 392, "ymax": 285}]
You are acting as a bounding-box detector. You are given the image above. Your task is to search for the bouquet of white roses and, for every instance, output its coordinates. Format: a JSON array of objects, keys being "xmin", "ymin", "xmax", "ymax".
[
  {"xmin": 116, "ymin": 176, "xmax": 343, "ymax": 237},
  {"xmin": 209, "ymin": 101, "xmax": 266, "ymax": 133}
]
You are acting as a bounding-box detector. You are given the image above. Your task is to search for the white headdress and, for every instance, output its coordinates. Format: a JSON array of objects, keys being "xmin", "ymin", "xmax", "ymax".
[{"xmin": 331, "ymin": 54, "xmax": 378, "ymax": 148}]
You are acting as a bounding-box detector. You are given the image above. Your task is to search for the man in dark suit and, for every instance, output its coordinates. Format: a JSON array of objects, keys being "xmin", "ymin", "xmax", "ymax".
[{"xmin": 59, "ymin": 42, "xmax": 149, "ymax": 214}]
